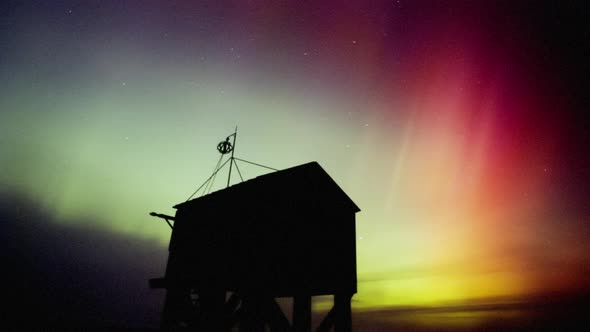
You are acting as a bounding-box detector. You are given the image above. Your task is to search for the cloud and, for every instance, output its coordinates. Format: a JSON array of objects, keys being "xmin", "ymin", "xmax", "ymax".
[{"xmin": 0, "ymin": 191, "xmax": 167, "ymax": 330}]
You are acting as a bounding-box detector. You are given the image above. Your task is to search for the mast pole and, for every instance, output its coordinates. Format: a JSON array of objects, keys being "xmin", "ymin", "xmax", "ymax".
[{"xmin": 227, "ymin": 126, "xmax": 237, "ymax": 187}]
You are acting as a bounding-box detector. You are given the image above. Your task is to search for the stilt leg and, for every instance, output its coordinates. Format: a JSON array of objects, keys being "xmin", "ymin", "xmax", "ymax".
[
  {"xmin": 293, "ymin": 295, "xmax": 311, "ymax": 332},
  {"xmin": 334, "ymin": 293, "xmax": 352, "ymax": 332}
]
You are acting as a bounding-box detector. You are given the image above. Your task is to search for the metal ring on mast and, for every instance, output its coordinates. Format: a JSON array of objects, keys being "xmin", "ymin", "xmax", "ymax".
[{"xmin": 217, "ymin": 140, "xmax": 233, "ymax": 154}]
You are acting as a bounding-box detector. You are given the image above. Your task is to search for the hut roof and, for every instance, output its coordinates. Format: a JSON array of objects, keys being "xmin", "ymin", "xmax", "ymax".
[{"xmin": 174, "ymin": 161, "xmax": 360, "ymax": 213}]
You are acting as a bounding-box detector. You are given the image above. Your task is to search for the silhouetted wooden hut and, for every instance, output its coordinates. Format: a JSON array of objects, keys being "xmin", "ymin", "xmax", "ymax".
[{"xmin": 151, "ymin": 161, "xmax": 360, "ymax": 331}]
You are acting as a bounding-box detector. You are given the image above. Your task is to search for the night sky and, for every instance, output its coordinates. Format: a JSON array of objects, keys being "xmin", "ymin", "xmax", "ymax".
[{"xmin": 1, "ymin": 1, "xmax": 590, "ymax": 330}]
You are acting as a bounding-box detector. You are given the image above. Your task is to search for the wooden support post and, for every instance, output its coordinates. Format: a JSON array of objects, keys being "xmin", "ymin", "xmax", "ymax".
[
  {"xmin": 266, "ymin": 298, "xmax": 291, "ymax": 332},
  {"xmin": 293, "ymin": 295, "xmax": 312, "ymax": 332},
  {"xmin": 334, "ymin": 293, "xmax": 352, "ymax": 332}
]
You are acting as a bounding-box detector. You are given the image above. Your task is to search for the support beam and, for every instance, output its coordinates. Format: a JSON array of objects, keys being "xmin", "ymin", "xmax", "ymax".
[
  {"xmin": 266, "ymin": 298, "xmax": 291, "ymax": 332},
  {"xmin": 226, "ymin": 302, "xmax": 245, "ymax": 331},
  {"xmin": 315, "ymin": 307, "xmax": 335, "ymax": 332}
]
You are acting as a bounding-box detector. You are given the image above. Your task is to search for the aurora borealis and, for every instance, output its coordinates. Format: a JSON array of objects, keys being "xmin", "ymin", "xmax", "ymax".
[{"xmin": 1, "ymin": 1, "xmax": 589, "ymax": 329}]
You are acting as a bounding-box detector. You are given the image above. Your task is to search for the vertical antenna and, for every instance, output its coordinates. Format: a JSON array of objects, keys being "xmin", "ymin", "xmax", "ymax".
[
  {"xmin": 187, "ymin": 128, "xmax": 276, "ymax": 200},
  {"xmin": 227, "ymin": 126, "xmax": 237, "ymax": 187}
]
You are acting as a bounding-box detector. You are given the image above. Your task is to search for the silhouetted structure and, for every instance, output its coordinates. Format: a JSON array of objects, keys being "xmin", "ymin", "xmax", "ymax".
[{"xmin": 150, "ymin": 162, "xmax": 360, "ymax": 331}]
